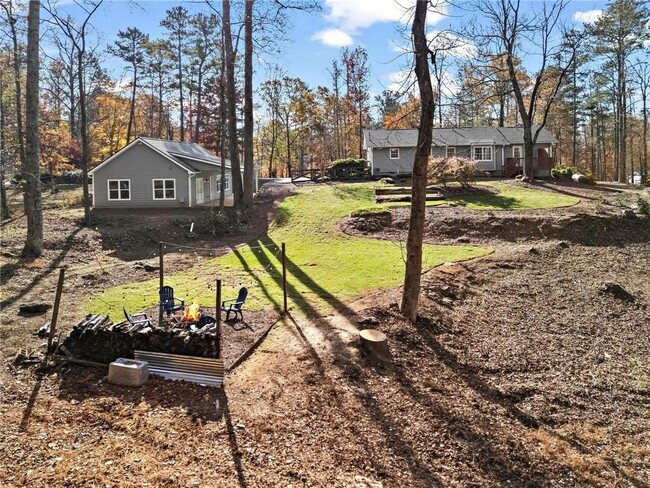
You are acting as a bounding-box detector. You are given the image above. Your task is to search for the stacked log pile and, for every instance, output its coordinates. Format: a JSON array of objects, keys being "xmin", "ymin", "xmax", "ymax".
[{"xmin": 60, "ymin": 315, "xmax": 220, "ymax": 364}]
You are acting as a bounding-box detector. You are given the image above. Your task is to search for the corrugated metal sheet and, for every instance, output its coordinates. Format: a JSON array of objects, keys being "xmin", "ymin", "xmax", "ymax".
[{"xmin": 134, "ymin": 350, "xmax": 224, "ymax": 388}]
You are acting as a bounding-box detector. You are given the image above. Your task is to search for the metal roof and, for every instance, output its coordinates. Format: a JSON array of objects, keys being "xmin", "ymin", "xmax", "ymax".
[{"xmin": 364, "ymin": 126, "xmax": 558, "ymax": 148}]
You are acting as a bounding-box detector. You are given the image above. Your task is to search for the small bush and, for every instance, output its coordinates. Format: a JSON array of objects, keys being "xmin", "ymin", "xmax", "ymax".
[
  {"xmin": 350, "ymin": 206, "xmax": 391, "ymax": 218},
  {"xmin": 378, "ymin": 177, "xmax": 395, "ymax": 185},
  {"xmin": 636, "ymin": 196, "xmax": 650, "ymax": 215},
  {"xmin": 327, "ymin": 158, "xmax": 369, "ymax": 179},
  {"xmin": 428, "ymin": 156, "xmax": 484, "ymax": 188},
  {"xmin": 201, "ymin": 208, "xmax": 252, "ymax": 236},
  {"xmin": 551, "ymin": 165, "xmax": 573, "ymax": 179}
]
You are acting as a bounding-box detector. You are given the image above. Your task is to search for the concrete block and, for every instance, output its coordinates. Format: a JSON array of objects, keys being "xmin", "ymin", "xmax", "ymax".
[{"xmin": 108, "ymin": 358, "xmax": 149, "ymax": 387}]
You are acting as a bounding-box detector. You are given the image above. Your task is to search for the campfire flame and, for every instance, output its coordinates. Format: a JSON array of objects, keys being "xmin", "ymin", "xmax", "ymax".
[{"xmin": 181, "ymin": 302, "xmax": 201, "ymax": 322}]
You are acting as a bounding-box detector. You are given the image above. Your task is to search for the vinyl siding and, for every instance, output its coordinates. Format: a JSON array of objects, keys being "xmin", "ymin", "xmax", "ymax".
[{"xmin": 93, "ymin": 144, "xmax": 190, "ymax": 208}]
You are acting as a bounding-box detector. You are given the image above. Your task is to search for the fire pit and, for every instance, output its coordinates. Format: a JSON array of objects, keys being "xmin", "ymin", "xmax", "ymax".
[
  {"xmin": 60, "ymin": 311, "xmax": 220, "ymax": 365},
  {"xmin": 179, "ymin": 302, "xmax": 201, "ymax": 324}
]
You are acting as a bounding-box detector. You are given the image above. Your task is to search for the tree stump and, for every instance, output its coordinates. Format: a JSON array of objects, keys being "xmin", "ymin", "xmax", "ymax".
[{"xmin": 359, "ymin": 329, "xmax": 391, "ymax": 363}]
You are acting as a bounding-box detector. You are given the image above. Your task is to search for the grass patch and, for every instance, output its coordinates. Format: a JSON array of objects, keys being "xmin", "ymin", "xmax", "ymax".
[
  {"xmin": 388, "ymin": 182, "xmax": 580, "ymax": 210},
  {"xmin": 350, "ymin": 205, "xmax": 390, "ymax": 218},
  {"xmin": 88, "ymin": 183, "xmax": 490, "ymax": 317}
]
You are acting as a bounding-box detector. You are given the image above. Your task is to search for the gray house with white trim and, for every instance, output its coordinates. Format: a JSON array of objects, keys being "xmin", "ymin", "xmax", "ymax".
[
  {"xmin": 364, "ymin": 126, "xmax": 558, "ymax": 178},
  {"xmin": 90, "ymin": 137, "xmax": 243, "ymax": 208}
]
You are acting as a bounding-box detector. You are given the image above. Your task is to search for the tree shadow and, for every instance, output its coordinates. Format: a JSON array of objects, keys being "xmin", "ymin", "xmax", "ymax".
[
  {"xmin": 0, "ymin": 226, "xmax": 83, "ymax": 310},
  {"xmin": 414, "ymin": 319, "xmax": 649, "ymax": 487},
  {"xmin": 454, "ymin": 194, "xmax": 520, "ymax": 210}
]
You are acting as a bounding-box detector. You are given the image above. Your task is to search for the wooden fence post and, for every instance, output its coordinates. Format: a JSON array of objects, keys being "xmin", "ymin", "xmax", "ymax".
[
  {"xmin": 159, "ymin": 242, "xmax": 164, "ymax": 327},
  {"xmin": 47, "ymin": 268, "xmax": 66, "ymax": 353},
  {"xmin": 216, "ymin": 279, "xmax": 222, "ymax": 359},
  {"xmin": 282, "ymin": 242, "xmax": 287, "ymax": 314}
]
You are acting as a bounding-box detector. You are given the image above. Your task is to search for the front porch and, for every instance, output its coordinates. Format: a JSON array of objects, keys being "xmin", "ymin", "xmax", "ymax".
[{"xmin": 504, "ymin": 156, "xmax": 555, "ymax": 178}]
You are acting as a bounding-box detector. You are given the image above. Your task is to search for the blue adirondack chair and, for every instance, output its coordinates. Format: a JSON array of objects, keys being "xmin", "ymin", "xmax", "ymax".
[
  {"xmin": 221, "ymin": 287, "xmax": 248, "ymax": 321},
  {"xmin": 159, "ymin": 286, "xmax": 185, "ymax": 316}
]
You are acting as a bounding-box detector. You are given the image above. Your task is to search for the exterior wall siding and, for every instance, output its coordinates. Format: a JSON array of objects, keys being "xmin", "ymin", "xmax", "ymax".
[
  {"xmin": 371, "ymin": 145, "xmax": 505, "ymax": 175},
  {"xmin": 93, "ymin": 144, "xmax": 190, "ymax": 208}
]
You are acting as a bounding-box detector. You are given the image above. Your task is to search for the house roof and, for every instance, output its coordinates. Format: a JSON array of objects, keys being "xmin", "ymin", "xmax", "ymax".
[
  {"xmin": 89, "ymin": 137, "xmax": 231, "ymax": 175},
  {"xmin": 364, "ymin": 126, "xmax": 558, "ymax": 148}
]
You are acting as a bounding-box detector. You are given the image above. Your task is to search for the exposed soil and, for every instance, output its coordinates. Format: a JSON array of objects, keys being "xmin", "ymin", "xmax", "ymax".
[{"xmin": 1, "ymin": 179, "xmax": 649, "ymax": 487}]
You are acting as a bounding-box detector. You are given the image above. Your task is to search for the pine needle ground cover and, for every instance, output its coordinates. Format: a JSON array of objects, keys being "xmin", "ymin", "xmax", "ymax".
[
  {"xmin": 88, "ymin": 183, "xmax": 490, "ymax": 316},
  {"xmin": 388, "ymin": 182, "xmax": 580, "ymax": 210}
]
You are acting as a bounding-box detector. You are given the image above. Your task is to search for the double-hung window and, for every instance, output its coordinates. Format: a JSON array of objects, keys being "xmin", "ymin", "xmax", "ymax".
[
  {"xmin": 473, "ymin": 146, "xmax": 493, "ymax": 162},
  {"xmin": 446, "ymin": 147, "xmax": 456, "ymax": 158},
  {"xmin": 224, "ymin": 172, "xmax": 231, "ymax": 191},
  {"xmin": 107, "ymin": 179, "xmax": 130, "ymax": 200},
  {"xmin": 389, "ymin": 148, "xmax": 400, "ymax": 159},
  {"xmin": 153, "ymin": 179, "xmax": 176, "ymax": 200}
]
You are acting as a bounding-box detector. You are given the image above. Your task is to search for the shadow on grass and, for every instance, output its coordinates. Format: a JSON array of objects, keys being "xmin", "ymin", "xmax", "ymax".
[{"xmin": 453, "ymin": 194, "xmax": 520, "ymax": 210}]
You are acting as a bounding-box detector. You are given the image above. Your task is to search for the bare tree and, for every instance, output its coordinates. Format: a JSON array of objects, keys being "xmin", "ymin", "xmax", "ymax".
[
  {"xmin": 22, "ymin": 0, "xmax": 42, "ymax": 257},
  {"xmin": 0, "ymin": 71, "xmax": 10, "ymax": 220},
  {"xmin": 46, "ymin": 0, "xmax": 103, "ymax": 226},
  {"xmin": 242, "ymin": 0, "xmax": 254, "ymax": 205},
  {"xmin": 472, "ymin": 0, "xmax": 576, "ymax": 179},
  {"xmin": 401, "ymin": 0, "xmax": 436, "ymax": 322},
  {"xmin": 0, "ymin": 1, "xmax": 25, "ymax": 167},
  {"xmin": 631, "ymin": 57, "xmax": 650, "ymax": 182}
]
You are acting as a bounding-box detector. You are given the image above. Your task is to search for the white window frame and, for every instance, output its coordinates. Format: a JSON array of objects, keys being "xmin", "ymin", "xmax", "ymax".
[
  {"xmin": 152, "ymin": 178, "xmax": 176, "ymax": 200},
  {"xmin": 512, "ymin": 145, "xmax": 523, "ymax": 159},
  {"xmin": 107, "ymin": 179, "xmax": 131, "ymax": 201},
  {"xmin": 389, "ymin": 148, "xmax": 400, "ymax": 159},
  {"xmin": 224, "ymin": 172, "xmax": 230, "ymax": 191},
  {"xmin": 473, "ymin": 146, "xmax": 493, "ymax": 162},
  {"xmin": 446, "ymin": 146, "xmax": 456, "ymax": 158}
]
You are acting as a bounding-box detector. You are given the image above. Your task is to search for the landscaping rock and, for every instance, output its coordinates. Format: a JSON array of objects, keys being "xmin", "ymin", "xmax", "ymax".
[
  {"xmin": 143, "ymin": 264, "xmax": 160, "ymax": 272},
  {"xmin": 528, "ymin": 247, "xmax": 539, "ymax": 254},
  {"xmin": 599, "ymin": 282, "xmax": 635, "ymax": 302},
  {"xmin": 19, "ymin": 303, "xmax": 51, "ymax": 315},
  {"xmin": 623, "ymin": 209, "xmax": 637, "ymax": 219},
  {"xmin": 456, "ymin": 236, "xmax": 470, "ymax": 243}
]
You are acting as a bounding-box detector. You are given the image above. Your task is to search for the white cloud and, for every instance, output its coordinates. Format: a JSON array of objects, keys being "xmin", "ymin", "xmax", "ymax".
[
  {"xmin": 313, "ymin": 0, "xmax": 448, "ymax": 47},
  {"xmin": 573, "ymin": 10, "xmax": 603, "ymax": 24},
  {"xmin": 311, "ymin": 28, "xmax": 354, "ymax": 47}
]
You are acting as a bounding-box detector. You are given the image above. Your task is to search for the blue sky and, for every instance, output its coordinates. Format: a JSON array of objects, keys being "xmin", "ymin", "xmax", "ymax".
[{"xmin": 47, "ymin": 0, "xmax": 609, "ymax": 104}]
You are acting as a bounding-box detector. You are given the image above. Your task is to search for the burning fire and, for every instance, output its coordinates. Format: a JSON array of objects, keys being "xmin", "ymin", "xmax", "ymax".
[{"xmin": 181, "ymin": 302, "xmax": 201, "ymax": 322}]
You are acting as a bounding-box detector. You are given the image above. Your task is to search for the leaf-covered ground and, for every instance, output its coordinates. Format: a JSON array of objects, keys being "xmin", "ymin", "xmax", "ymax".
[{"xmin": 1, "ymin": 180, "xmax": 648, "ymax": 486}]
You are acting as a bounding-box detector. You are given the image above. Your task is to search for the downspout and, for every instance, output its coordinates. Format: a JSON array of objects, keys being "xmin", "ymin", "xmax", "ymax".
[
  {"xmin": 91, "ymin": 173, "xmax": 95, "ymax": 206},
  {"xmin": 188, "ymin": 173, "xmax": 193, "ymax": 208},
  {"xmin": 502, "ymin": 145, "xmax": 505, "ymax": 176}
]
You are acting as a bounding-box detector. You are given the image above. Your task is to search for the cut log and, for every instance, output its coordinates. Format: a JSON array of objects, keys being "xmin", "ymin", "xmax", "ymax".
[
  {"xmin": 19, "ymin": 302, "xmax": 51, "ymax": 314},
  {"xmin": 359, "ymin": 329, "xmax": 391, "ymax": 363}
]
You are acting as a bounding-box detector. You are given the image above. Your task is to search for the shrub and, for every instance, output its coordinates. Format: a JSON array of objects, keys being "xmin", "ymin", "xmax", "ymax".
[
  {"xmin": 327, "ymin": 158, "xmax": 369, "ymax": 179},
  {"xmin": 551, "ymin": 165, "xmax": 573, "ymax": 179},
  {"xmin": 201, "ymin": 208, "xmax": 252, "ymax": 236},
  {"xmin": 428, "ymin": 156, "xmax": 484, "ymax": 188}
]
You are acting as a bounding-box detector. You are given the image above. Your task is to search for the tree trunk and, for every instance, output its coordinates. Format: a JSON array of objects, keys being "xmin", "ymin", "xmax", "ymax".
[
  {"xmin": 22, "ymin": 0, "xmax": 43, "ymax": 257},
  {"xmin": 242, "ymin": 0, "xmax": 254, "ymax": 206},
  {"xmin": 78, "ymin": 46, "xmax": 92, "ymax": 226},
  {"xmin": 8, "ymin": 10, "xmax": 25, "ymax": 167},
  {"xmin": 218, "ymin": 31, "xmax": 227, "ymax": 209},
  {"xmin": 0, "ymin": 73, "xmax": 10, "ymax": 220},
  {"xmin": 400, "ymin": 0, "xmax": 434, "ymax": 323},
  {"xmin": 127, "ymin": 66, "xmax": 137, "ymax": 143},
  {"xmin": 178, "ymin": 38, "xmax": 184, "ymax": 142},
  {"xmin": 223, "ymin": 0, "xmax": 243, "ymax": 206}
]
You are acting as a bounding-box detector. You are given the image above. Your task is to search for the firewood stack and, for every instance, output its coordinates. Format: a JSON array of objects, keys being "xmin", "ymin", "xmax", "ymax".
[{"xmin": 59, "ymin": 314, "xmax": 221, "ymax": 364}]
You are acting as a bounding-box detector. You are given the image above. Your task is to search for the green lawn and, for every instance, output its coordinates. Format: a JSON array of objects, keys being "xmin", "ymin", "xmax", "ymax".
[
  {"xmin": 87, "ymin": 183, "xmax": 491, "ymax": 317},
  {"xmin": 387, "ymin": 182, "xmax": 580, "ymax": 210}
]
